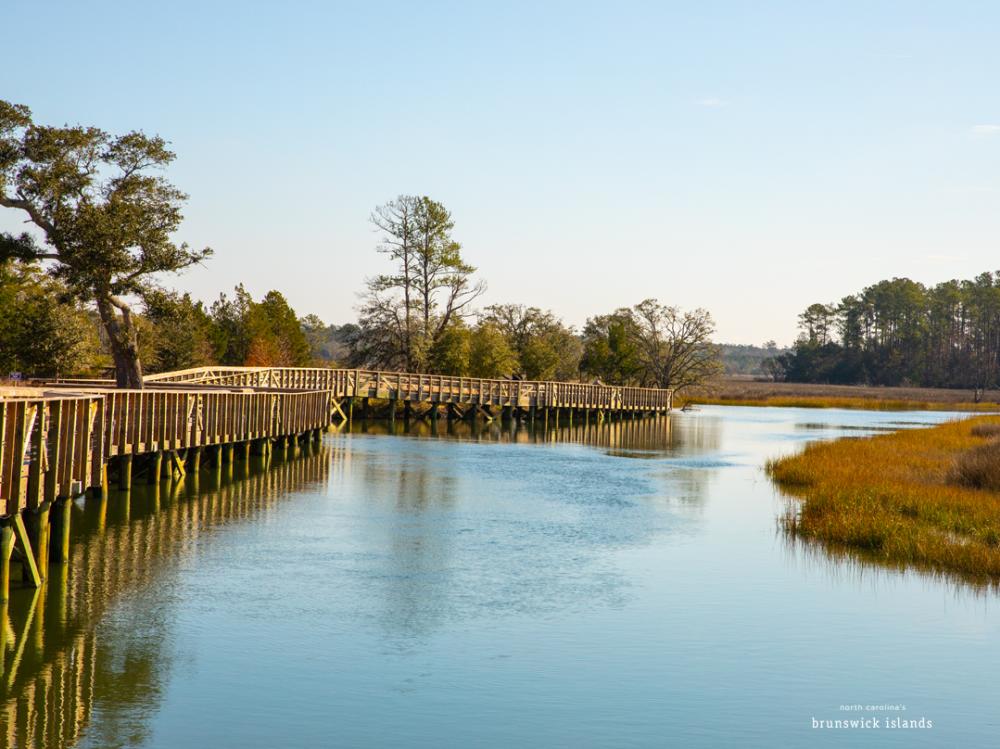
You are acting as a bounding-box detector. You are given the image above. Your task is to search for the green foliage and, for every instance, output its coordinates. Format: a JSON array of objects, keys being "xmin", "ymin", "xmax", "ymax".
[
  {"xmin": 245, "ymin": 290, "xmax": 312, "ymax": 366},
  {"xmin": 468, "ymin": 322, "xmax": 519, "ymax": 378},
  {"xmin": 203, "ymin": 286, "xmax": 312, "ymax": 367},
  {"xmin": 0, "ymin": 100, "xmax": 211, "ymax": 386},
  {"xmin": 781, "ymin": 272, "xmax": 1000, "ymax": 388},
  {"xmin": 358, "ymin": 195, "xmax": 484, "ymax": 370},
  {"xmin": 428, "ymin": 321, "xmax": 472, "ymax": 374},
  {"xmin": 0, "ymin": 258, "xmax": 102, "ymax": 377},
  {"xmin": 480, "ymin": 304, "xmax": 582, "ymax": 380},
  {"xmin": 301, "ymin": 314, "xmax": 351, "ymax": 364},
  {"xmin": 580, "ymin": 310, "xmax": 642, "ymax": 383},
  {"xmin": 209, "ymin": 285, "xmax": 254, "ymax": 365},
  {"xmin": 580, "ymin": 301, "xmax": 721, "ymax": 390},
  {"xmin": 143, "ymin": 289, "xmax": 215, "ymax": 373}
]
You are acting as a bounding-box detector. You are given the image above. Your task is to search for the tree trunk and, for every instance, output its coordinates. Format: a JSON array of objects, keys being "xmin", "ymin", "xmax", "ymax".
[{"xmin": 96, "ymin": 295, "xmax": 144, "ymax": 388}]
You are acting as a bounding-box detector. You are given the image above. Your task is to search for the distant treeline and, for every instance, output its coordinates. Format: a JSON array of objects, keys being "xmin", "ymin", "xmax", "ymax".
[
  {"xmin": 772, "ymin": 273, "xmax": 1000, "ymax": 390},
  {"xmin": 718, "ymin": 343, "xmax": 785, "ymax": 376}
]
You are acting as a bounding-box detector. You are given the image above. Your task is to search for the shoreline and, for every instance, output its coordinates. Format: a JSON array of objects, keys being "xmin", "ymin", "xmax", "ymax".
[{"xmin": 767, "ymin": 415, "xmax": 1000, "ymax": 585}]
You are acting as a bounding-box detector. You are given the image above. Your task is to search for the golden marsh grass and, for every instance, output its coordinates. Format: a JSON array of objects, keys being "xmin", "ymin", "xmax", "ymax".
[
  {"xmin": 680, "ymin": 377, "xmax": 1000, "ymax": 412},
  {"xmin": 767, "ymin": 416, "xmax": 1000, "ymax": 583}
]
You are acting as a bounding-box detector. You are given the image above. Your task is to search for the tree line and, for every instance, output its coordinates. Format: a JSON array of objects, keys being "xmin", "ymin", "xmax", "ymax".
[
  {"xmin": 0, "ymin": 101, "xmax": 719, "ymax": 390},
  {"xmin": 771, "ymin": 273, "xmax": 1000, "ymax": 390},
  {"xmin": 0, "ymin": 270, "xmax": 314, "ymax": 378}
]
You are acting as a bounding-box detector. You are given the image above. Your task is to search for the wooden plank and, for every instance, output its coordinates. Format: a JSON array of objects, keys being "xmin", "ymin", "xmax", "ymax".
[
  {"xmin": 12, "ymin": 513, "xmax": 41, "ymax": 588},
  {"xmin": 25, "ymin": 402, "xmax": 46, "ymax": 511},
  {"xmin": 90, "ymin": 397, "xmax": 105, "ymax": 490},
  {"xmin": 0, "ymin": 402, "xmax": 8, "ymax": 513},
  {"xmin": 44, "ymin": 401, "xmax": 62, "ymax": 504},
  {"xmin": 10, "ymin": 403, "xmax": 36, "ymax": 513}
]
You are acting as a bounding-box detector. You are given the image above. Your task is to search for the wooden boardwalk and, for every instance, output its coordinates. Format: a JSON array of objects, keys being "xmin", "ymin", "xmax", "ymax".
[
  {"xmin": 144, "ymin": 366, "xmax": 673, "ymax": 415},
  {"xmin": 0, "ymin": 367, "xmax": 672, "ymax": 601}
]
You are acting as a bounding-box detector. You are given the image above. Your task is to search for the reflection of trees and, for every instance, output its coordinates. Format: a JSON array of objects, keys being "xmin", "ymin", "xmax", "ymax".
[
  {"xmin": 349, "ymin": 414, "xmax": 722, "ymax": 456},
  {"xmin": 332, "ymin": 415, "xmax": 725, "ymax": 643},
  {"xmin": 0, "ymin": 447, "xmax": 330, "ymax": 749},
  {"xmin": 343, "ymin": 447, "xmax": 458, "ymax": 640}
]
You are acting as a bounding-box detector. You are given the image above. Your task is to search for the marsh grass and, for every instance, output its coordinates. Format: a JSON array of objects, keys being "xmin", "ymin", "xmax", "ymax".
[
  {"xmin": 682, "ymin": 395, "xmax": 998, "ymax": 412},
  {"xmin": 767, "ymin": 416, "xmax": 1000, "ymax": 583},
  {"xmin": 970, "ymin": 423, "xmax": 1000, "ymax": 438},
  {"xmin": 951, "ymin": 440, "xmax": 1000, "ymax": 491},
  {"xmin": 679, "ymin": 377, "xmax": 1000, "ymax": 412}
]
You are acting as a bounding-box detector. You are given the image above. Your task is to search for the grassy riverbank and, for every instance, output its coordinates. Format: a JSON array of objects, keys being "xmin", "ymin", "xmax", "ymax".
[
  {"xmin": 767, "ymin": 416, "xmax": 1000, "ymax": 583},
  {"xmin": 679, "ymin": 377, "xmax": 1000, "ymax": 412}
]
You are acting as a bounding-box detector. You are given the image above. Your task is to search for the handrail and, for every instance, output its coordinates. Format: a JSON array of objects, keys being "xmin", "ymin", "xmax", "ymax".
[{"xmin": 143, "ymin": 366, "xmax": 673, "ymax": 411}]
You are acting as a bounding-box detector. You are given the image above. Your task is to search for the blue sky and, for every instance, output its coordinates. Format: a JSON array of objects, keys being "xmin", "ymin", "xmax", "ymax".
[{"xmin": 3, "ymin": 1, "xmax": 999, "ymax": 344}]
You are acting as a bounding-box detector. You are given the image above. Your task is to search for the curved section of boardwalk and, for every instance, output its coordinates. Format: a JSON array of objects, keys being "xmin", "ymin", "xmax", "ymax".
[
  {"xmin": 144, "ymin": 366, "xmax": 673, "ymax": 412},
  {"xmin": 0, "ymin": 367, "xmax": 671, "ymax": 602}
]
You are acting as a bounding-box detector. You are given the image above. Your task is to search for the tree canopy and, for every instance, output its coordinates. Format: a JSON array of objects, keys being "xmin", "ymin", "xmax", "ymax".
[
  {"xmin": 357, "ymin": 195, "xmax": 484, "ymax": 370},
  {"xmin": 771, "ymin": 272, "xmax": 1000, "ymax": 390},
  {"xmin": 0, "ymin": 100, "xmax": 210, "ymax": 386},
  {"xmin": 580, "ymin": 301, "xmax": 721, "ymax": 390},
  {"xmin": 0, "ymin": 257, "xmax": 103, "ymax": 377}
]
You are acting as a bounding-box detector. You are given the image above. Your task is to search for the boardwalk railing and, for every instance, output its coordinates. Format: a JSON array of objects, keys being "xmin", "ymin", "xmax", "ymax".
[
  {"xmin": 144, "ymin": 367, "xmax": 673, "ymax": 412},
  {"xmin": 0, "ymin": 387, "xmax": 333, "ymax": 517}
]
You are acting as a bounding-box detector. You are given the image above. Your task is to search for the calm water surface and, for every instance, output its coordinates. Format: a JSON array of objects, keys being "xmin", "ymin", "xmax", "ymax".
[{"xmin": 2, "ymin": 406, "xmax": 998, "ymax": 748}]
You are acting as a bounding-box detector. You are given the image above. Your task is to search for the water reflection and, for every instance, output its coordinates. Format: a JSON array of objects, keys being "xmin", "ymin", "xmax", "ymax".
[
  {"xmin": 324, "ymin": 416, "xmax": 723, "ymax": 644},
  {"xmin": 347, "ymin": 413, "xmax": 721, "ymax": 457},
  {"xmin": 1, "ymin": 408, "xmax": 990, "ymax": 748},
  {"xmin": 0, "ymin": 446, "xmax": 330, "ymax": 749}
]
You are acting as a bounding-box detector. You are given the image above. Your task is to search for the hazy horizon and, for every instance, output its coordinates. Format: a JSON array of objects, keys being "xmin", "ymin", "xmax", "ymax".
[{"xmin": 3, "ymin": 1, "xmax": 998, "ymax": 346}]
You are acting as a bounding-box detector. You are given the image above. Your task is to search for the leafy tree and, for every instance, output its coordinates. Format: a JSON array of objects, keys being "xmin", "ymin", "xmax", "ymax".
[
  {"xmin": 143, "ymin": 289, "xmax": 215, "ymax": 373},
  {"xmin": 300, "ymin": 314, "xmax": 353, "ymax": 364},
  {"xmin": 0, "ymin": 100, "xmax": 211, "ymax": 387},
  {"xmin": 468, "ymin": 321, "xmax": 518, "ymax": 378},
  {"xmin": 429, "ymin": 320, "xmax": 472, "ymax": 374},
  {"xmin": 209, "ymin": 285, "xmax": 254, "ymax": 365},
  {"xmin": 781, "ymin": 271, "xmax": 1000, "ymax": 389},
  {"xmin": 799, "ymin": 303, "xmax": 835, "ymax": 345},
  {"xmin": 480, "ymin": 304, "xmax": 582, "ymax": 380},
  {"xmin": 580, "ymin": 310, "xmax": 642, "ymax": 383},
  {"xmin": 580, "ymin": 301, "xmax": 721, "ymax": 390},
  {"xmin": 245, "ymin": 290, "xmax": 312, "ymax": 366},
  {"xmin": 0, "ymin": 258, "xmax": 102, "ymax": 377},
  {"xmin": 362, "ymin": 195, "xmax": 484, "ymax": 370}
]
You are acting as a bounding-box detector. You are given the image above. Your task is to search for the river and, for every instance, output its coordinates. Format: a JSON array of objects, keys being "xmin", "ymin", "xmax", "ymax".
[{"xmin": 1, "ymin": 406, "xmax": 995, "ymax": 748}]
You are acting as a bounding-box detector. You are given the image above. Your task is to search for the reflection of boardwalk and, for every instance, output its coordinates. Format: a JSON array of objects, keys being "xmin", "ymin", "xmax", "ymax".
[
  {"xmin": 0, "ymin": 447, "xmax": 330, "ymax": 749},
  {"xmin": 349, "ymin": 415, "xmax": 684, "ymax": 454},
  {"xmin": 2, "ymin": 367, "xmax": 670, "ymax": 604}
]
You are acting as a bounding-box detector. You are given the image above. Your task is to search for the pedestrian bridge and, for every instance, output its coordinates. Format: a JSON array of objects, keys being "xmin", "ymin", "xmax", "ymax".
[{"xmin": 0, "ymin": 366, "xmax": 672, "ymax": 602}]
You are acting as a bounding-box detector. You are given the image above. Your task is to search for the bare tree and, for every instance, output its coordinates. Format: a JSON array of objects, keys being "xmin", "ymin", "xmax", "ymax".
[
  {"xmin": 630, "ymin": 299, "xmax": 722, "ymax": 390},
  {"xmin": 368, "ymin": 196, "xmax": 420, "ymax": 368},
  {"xmin": 360, "ymin": 195, "xmax": 484, "ymax": 370}
]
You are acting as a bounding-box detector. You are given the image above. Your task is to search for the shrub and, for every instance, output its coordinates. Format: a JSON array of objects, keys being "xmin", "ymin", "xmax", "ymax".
[
  {"xmin": 971, "ymin": 423, "xmax": 1000, "ymax": 439},
  {"xmin": 951, "ymin": 441, "xmax": 1000, "ymax": 491}
]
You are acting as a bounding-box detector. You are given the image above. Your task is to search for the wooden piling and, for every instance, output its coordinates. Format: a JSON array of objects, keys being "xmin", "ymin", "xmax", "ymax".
[
  {"xmin": 1, "ymin": 523, "xmax": 13, "ymax": 602},
  {"xmin": 149, "ymin": 452, "xmax": 163, "ymax": 484},
  {"xmin": 24, "ymin": 503, "xmax": 51, "ymax": 582},
  {"xmin": 51, "ymin": 499, "xmax": 71, "ymax": 563},
  {"xmin": 119, "ymin": 455, "xmax": 133, "ymax": 490}
]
